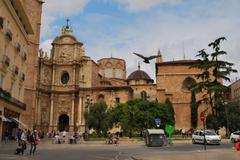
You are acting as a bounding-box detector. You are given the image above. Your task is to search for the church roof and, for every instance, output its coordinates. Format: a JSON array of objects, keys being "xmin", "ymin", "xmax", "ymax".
[
  {"xmin": 127, "ymin": 69, "xmax": 153, "ymax": 82},
  {"xmin": 157, "ymin": 60, "xmax": 197, "ymax": 66}
]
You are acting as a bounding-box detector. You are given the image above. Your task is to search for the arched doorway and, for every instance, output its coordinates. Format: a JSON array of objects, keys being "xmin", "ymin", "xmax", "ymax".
[{"xmin": 58, "ymin": 114, "xmax": 69, "ymax": 132}]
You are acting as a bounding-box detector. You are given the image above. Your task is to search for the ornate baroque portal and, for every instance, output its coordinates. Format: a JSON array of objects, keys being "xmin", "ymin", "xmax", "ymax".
[{"xmin": 36, "ymin": 25, "xmax": 94, "ymax": 132}]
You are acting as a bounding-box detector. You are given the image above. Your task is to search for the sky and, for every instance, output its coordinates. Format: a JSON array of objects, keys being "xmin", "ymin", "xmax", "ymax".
[{"xmin": 40, "ymin": 0, "xmax": 240, "ymax": 83}]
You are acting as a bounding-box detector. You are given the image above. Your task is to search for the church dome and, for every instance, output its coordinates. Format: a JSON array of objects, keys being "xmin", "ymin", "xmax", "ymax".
[{"xmin": 127, "ymin": 70, "xmax": 153, "ymax": 83}]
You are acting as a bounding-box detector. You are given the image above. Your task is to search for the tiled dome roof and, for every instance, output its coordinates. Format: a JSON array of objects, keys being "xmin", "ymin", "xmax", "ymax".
[{"xmin": 127, "ymin": 70, "xmax": 153, "ymax": 82}]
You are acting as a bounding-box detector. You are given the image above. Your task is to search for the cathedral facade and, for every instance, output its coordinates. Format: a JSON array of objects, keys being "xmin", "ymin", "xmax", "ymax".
[{"xmin": 35, "ymin": 25, "xmax": 207, "ymax": 133}]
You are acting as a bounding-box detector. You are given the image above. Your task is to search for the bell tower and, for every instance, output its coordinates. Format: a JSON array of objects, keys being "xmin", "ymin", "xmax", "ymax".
[{"xmin": 156, "ymin": 49, "xmax": 163, "ymax": 63}]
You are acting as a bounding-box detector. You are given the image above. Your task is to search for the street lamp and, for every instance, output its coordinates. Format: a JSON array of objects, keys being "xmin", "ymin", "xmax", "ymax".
[
  {"xmin": 224, "ymin": 101, "xmax": 230, "ymax": 137},
  {"xmin": 200, "ymin": 108, "xmax": 208, "ymax": 150}
]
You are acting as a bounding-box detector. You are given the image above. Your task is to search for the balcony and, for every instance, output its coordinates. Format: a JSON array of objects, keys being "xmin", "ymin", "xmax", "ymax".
[
  {"xmin": 0, "ymin": 17, "xmax": 3, "ymax": 29},
  {"xmin": 2, "ymin": 55, "xmax": 10, "ymax": 67},
  {"xmin": 19, "ymin": 72, "xmax": 25, "ymax": 81},
  {"xmin": 0, "ymin": 88, "xmax": 26, "ymax": 110},
  {"xmin": 15, "ymin": 43, "xmax": 21, "ymax": 52},
  {"xmin": 12, "ymin": 65, "xmax": 19, "ymax": 75},
  {"xmin": 5, "ymin": 29, "xmax": 13, "ymax": 41}
]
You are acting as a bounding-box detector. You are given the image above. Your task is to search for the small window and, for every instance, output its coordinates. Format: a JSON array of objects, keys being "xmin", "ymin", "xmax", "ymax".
[
  {"xmin": 182, "ymin": 77, "xmax": 196, "ymax": 90},
  {"xmin": 0, "ymin": 17, "xmax": 3, "ymax": 29},
  {"xmin": 61, "ymin": 71, "xmax": 69, "ymax": 84},
  {"xmin": 98, "ymin": 94, "xmax": 104, "ymax": 101},
  {"xmin": 141, "ymin": 91, "xmax": 147, "ymax": 100},
  {"xmin": 9, "ymin": 82, "xmax": 14, "ymax": 94},
  {"xmin": 0, "ymin": 74, "xmax": 4, "ymax": 88},
  {"xmin": 116, "ymin": 97, "xmax": 120, "ymax": 103}
]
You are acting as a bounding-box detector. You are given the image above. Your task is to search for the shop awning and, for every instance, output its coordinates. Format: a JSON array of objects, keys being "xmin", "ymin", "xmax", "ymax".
[
  {"xmin": 11, "ymin": 117, "xmax": 28, "ymax": 129},
  {"xmin": 0, "ymin": 115, "xmax": 12, "ymax": 122}
]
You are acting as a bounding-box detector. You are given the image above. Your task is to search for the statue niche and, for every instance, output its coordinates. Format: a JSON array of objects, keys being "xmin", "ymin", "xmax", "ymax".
[{"xmin": 41, "ymin": 67, "xmax": 51, "ymax": 84}]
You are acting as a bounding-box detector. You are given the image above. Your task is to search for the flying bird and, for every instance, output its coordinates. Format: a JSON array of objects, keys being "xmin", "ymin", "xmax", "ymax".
[{"xmin": 133, "ymin": 52, "xmax": 161, "ymax": 64}]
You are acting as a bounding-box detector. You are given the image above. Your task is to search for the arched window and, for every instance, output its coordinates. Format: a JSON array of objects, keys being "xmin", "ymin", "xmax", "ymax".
[
  {"xmin": 105, "ymin": 62, "xmax": 113, "ymax": 78},
  {"xmin": 182, "ymin": 77, "xmax": 196, "ymax": 90},
  {"xmin": 141, "ymin": 91, "xmax": 147, "ymax": 100},
  {"xmin": 98, "ymin": 94, "xmax": 105, "ymax": 101},
  {"xmin": 61, "ymin": 71, "xmax": 70, "ymax": 84}
]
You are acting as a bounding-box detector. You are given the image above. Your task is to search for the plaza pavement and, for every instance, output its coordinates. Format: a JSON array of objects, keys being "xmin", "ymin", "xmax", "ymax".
[
  {"xmin": 132, "ymin": 148, "xmax": 240, "ymax": 160},
  {"xmin": 0, "ymin": 138, "xmax": 238, "ymax": 160}
]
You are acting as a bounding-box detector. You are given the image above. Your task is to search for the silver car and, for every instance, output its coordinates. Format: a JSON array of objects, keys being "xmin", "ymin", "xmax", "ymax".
[
  {"xmin": 230, "ymin": 131, "xmax": 240, "ymax": 143},
  {"xmin": 192, "ymin": 130, "xmax": 221, "ymax": 145}
]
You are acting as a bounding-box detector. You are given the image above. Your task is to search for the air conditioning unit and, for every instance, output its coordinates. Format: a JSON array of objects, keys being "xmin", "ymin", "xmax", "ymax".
[
  {"xmin": 20, "ymin": 72, "xmax": 25, "ymax": 81},
  {"xmin": 22, "ymin": 52, "xmax": 27, "ymax": 61},
  {"xmin": 15, "ymin": 42, "xmax": 21, "ymax": 52},
  {"xmin": 5, "ymin": 28, "xmax": 12, "ymax": 41},
  {"xmin": 12, "ymin": 65, "xmax": 19, "ymax": 75},
  {"xmin": 2, "ymin": 55, "xmax": 10, "ymax": 67}
]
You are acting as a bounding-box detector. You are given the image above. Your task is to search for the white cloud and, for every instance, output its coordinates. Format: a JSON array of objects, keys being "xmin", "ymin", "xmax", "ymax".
[
  {"xmin": 41, "ymin": 14, "xmax": 56, "ymax": 38},
  {"xmin": 40, "ymin": 0, "xmax": 240, "ymax": 84},
  {"xmin": 112, "ymin": 0, "xmax": 182, "ymax": 12},
  {"xmin": 40, "ymin": 39, "xmax": 52, "ymax": 55},
  {"xmin": 41, "ymin": 0, "xmax": 91, "ymax": 40},
  {"xmin": 83, "ymin": 10, "xmax": 240, "ymax": 82},
  {"xmin": 43, "ymin": 0, "xmax": 90, "ymax": 17}
]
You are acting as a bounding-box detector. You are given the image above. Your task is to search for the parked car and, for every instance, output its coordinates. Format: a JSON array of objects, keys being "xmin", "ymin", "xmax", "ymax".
[
  {"xmin": 192, "ymin": 130, "xmax": 221, "ymax": 145},
  {"xmin": 230, "ymin": 131, "xmax": 240, "ymax": 143}
]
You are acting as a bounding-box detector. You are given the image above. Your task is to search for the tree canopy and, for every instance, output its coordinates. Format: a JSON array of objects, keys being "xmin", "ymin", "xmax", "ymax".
[
  {"xmin": 190, "ymin": 37, "xmax": 237, "ymax": 130},
  {"xmin": 191, "ymin": 37, "xmax": 237, "ymax": 114},
  {"xmin": 85, "ymin": 100, "xmax": 110, "ymax": 135},
  {"xmin": 108, "ymin": 99, "xmax": 175, "ymax": 137}
]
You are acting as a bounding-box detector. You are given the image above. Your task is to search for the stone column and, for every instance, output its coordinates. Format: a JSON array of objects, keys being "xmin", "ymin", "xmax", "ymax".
[
  {"xmin": 73, "ymin": 65, "xmax": 76, "ymax": 87},
  {"xmin": 49, "ymin": 94, "xmax": 54, "ymax": 131},
  {"xmin": 34, "ymin": 92, "xmax": 40, "ymax": 126},
  {"xmin": 37, "ymin": 93, "xmax": 41, "ymax": 127},
  {"xmin": 78, "ymin": 97, "xmax": 82, "ymax": 125},
  {"xmin": 70, "ymin": 93, "xmax": 75, "ymax": 131},
  {"xmin": 51, "ymin": 65, "xmax": 56, "ymax": 90}
]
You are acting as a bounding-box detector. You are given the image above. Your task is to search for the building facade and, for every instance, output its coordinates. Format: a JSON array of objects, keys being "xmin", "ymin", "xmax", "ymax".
[
  {"xmin": 0, "ymin": 0, "xmax": 36, "ymax": 140},
  {"xmin": 155, "ymin": 57, "xmax": 208, "ymax": 128},
  {"xmin": 35, "ymin": 25, "xmax": 209, "ymax": 133},
  {"xmin": 230, "ymin": 79, "xmax": 240, "ymax": 102},
  {"xmin": 20, "ymin": 0, "xmax": 43, "ymax": 129}
]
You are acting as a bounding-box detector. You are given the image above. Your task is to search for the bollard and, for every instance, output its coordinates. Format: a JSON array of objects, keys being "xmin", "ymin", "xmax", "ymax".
[{"xmin": 234, "ymin": 138, "xmax": 240, "ymax": 151}]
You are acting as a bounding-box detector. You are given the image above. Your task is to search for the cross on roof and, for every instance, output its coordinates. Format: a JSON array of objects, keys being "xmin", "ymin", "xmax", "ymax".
[{"xmin": 66, "ymin": 18, "xmax": 70, "ymax": 28}]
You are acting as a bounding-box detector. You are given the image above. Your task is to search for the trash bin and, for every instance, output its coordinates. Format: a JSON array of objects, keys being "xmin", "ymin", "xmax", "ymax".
[{"xmin": 144, "ymin": 129, "xmax": 166, "ymax": 147}]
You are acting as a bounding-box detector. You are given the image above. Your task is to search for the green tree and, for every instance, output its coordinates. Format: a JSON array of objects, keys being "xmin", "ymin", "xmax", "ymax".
[
  {"xmin": 191, "ymin": 37, "xmax": 237, "ymax": 129},
  {"xmin": 85, "ymin": 100, "xmax": 110, "ymax": 135},
  {"xmin": 220, "ymin": 101, "xmax": 240, "ymax": 133},
  {"xmin": 164, "ymin": 98, "xmax": 175, "ymax": 126},
  {"xmin": 109, "ymin": 99, "xmax": 175, "ymax": 137}
]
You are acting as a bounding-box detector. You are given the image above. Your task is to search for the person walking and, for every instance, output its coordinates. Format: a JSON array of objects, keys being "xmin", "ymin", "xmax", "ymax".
[
  {"xmin": 4, "ymin": 130, "xmax": 9, "ymax": 144},
  {"xmin": 29, "ymin": 130, "xmax": 38, "ymax": 156},
  {"xmin": 20, "ymin": 129, "xmax": 27, "ymax": 155}
]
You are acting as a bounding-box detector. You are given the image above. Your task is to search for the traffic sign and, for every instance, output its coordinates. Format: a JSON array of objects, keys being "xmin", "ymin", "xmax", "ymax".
[{"xmin": 155, "ymin": 118, "xmax": 161, "ymax": 127}]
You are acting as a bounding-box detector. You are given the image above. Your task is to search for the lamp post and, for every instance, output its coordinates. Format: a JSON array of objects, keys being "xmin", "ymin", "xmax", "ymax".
[
  {"xmin": 224, "ymin": 102, "xmax": 230, "ymax": 137},
  {"xmin": 200, "ymin": 108, "xmax": 208, "ymax": 150}
]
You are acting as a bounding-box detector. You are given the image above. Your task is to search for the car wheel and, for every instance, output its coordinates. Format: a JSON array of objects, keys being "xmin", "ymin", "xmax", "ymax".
[{"xmin": 231, "ymin": 138, "xmax": 235, "ymax": 143}]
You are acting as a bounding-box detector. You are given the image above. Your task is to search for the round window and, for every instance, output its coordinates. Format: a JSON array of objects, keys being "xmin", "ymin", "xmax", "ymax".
[{"xmin": 61, "ymin": 71, "xmax": 69, "ymax": 84}]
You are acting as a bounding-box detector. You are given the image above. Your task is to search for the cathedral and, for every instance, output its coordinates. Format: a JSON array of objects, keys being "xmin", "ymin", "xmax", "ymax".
[{"xmin": 35, "ymin": 25, "xmax": 207, "ymax": 133}]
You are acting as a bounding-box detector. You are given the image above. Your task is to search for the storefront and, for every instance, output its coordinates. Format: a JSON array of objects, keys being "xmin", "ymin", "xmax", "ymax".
[{"xmin": 0, "ymin": 90, "xmax": 26, "ymax": 141}]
